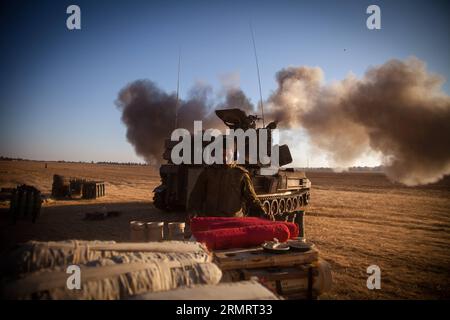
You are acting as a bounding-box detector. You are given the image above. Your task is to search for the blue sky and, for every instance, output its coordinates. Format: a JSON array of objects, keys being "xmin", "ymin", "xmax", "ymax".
[{"xmin": 0, "ymin": 0, "xmax": 449, "ymax": 165}]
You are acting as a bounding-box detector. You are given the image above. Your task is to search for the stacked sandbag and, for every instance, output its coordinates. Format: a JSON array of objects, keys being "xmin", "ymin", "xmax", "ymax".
[
  {"xmin": 130, "ymin": 280, "xmax": 280, "ymax": 300},
  {"xmin": 2, "ymin": 240, "xmax": 114, "ymax": 276},
  {"xmin": 1, "ymin": 240, "xmax": 220, "ymax": 300},
  {"xmin": 1, "ymin": 240, "xmax": 211, "ymax": 277},
  {"xmin": 1, "ymin": 258, "xmax": 222, "ymax": 300}
]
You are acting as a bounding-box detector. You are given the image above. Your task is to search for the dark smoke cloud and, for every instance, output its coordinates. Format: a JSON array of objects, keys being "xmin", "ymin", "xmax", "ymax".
[
  {"xmin": 116, "ymin": 80, "xmax": 178, "ymax": 165},
  {"xmin": 217, "ymin": 88, "xmax": 255, "ymax": 114},
  {"xmin": 116, "ymin": 57, "xmax": 450, "ymax": 185},
  {"xmin": 267, "ymin": 57, "xmax": 450, "ymax": 185},
  {"xmin": 115, "ymin": 79, "xmax": 255, "ymax": 164}
]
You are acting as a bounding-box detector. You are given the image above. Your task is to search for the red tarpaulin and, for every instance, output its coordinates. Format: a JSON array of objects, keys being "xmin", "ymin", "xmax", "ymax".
[
  {"xmin": 190, "ymin": 217, "xmax": 300, "ymax": 250},
  {"xmin": 190, "ymin": 217, "xmax": 299, "ymax": 238},
  {"xmin": 193, "ymin": 223, "xmax": 291, "ymax": 250},
  {"xmin": 190, "ymin": 217, "xmax": 263, "ymax": 232}
]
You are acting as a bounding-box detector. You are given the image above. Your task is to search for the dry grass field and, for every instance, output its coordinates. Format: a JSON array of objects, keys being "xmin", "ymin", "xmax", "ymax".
[{"xmin": 0, "ymin": 160, "xmax": 449, "ymax": 299}]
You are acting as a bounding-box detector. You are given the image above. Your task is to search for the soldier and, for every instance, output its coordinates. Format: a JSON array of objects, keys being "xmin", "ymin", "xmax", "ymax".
[{"xmin": 187, "ymin": 145, "xmax": 272, "ymax": 220}]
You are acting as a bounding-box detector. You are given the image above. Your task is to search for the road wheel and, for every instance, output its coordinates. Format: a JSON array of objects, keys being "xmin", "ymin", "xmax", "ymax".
[
  {"xmin": 262, "ymin": 200, "xmax": 271, "ymax": 215},
  {"xmin": 292, "ymin": 197, "xmax": 298, "ymax": 210},
  {"xmin": 278, "ymin": 198, "xmax": 286, "ymax": 214},
  {"xmin": 286, "ymin": 198, "xmax": 293, "ymax": 212},
  {"xmin": 297, "ymin": 196, "xmax": 303, "ymax": 207},
  {"xmin": 153, "ymin": 187, "xmax": 168, "ymax": 211},
  {"xmin": 303, "ymin": 193, "xmax": 309, "ymax": 205},
  {"xmin": 270, "ymin": 199, "xmax": 279, "ymax": 217}
]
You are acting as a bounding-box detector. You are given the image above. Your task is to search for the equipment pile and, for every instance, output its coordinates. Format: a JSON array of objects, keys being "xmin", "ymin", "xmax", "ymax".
[
  {"xmin": 1, "ymin": 217, "xmax": 331, "ymax": 300},
  {"xmin": 190, "ymin": 216, "xmax": 332, "ymax": 299},
  {"xmin": 0, "ymin": 240, "xmax": 278, "ymax": 300}
]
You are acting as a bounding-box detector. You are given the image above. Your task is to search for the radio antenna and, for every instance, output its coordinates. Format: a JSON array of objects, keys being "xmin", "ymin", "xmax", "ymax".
[
  {"xmin": 250, "ymin": 21, "xmax": 265, "ymax": 127},
  {"xmin": 174, "ymin": 47, "xmax": 181, "ymax": 129}
]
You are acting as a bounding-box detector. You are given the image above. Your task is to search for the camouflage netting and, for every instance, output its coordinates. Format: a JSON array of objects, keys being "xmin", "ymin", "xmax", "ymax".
[
  {"xmin": 1, "ymin": 240, "xmax": 211, "ymax": 277},
  {"xmin": 1, "ymin": 240, "xmax": 220, "ymax": 300}
]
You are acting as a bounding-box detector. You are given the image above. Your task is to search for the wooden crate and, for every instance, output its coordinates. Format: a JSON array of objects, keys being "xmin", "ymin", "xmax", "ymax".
[
  {"xmin": 214, "ymin": 246, "xmax": 331, "ymax": 300},
  {"xmin": 51, "ymin": 175, "xmax": 105, "ymax": 200},
  {"xmin": 82, "ymin": 181, "xmax": 105, "ymax": 199},
  {"xmin": 69, "ymin": 178, "xmax": 86, "ymax": 198},
  {"xmin": 221, "ymin": 260, "xmax": 331, "ymax": 300},
  {"xmin": 242, "ymin": 265, "xmax": 318, "ymax": 299},
  {"xmin": 213, "ymin": 246, "xmax": 319, "ymax": 271}
]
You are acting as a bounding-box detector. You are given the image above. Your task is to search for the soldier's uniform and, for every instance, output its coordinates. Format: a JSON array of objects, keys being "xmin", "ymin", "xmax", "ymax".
[{"xmin": 188, "ymin": 164, "xmax": 268, "ymax": 218}]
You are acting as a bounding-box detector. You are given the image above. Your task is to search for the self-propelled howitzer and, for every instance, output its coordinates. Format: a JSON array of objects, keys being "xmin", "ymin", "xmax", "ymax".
[{"xmin": 153, "ymin": 108, "xmax": 311, "ymax": 220}]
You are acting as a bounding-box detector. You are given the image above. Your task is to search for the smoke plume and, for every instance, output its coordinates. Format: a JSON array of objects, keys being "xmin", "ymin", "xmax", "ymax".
[
  {"xmin": 116, "ymin": 57, "xmax": 450, "ymax": 185},
  {"xmin": 116, "ymin": 79, "xmax": 255, "ymax": 164},
  {"xmin": 267, "ymin": 57, "xmax": 450, "ymax": 185}
]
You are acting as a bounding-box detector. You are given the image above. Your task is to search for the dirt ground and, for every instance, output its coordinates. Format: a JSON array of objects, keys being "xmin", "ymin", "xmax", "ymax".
[{"xmin": 0, "ymin": 160, "xmax": 449, "ymax": 299}]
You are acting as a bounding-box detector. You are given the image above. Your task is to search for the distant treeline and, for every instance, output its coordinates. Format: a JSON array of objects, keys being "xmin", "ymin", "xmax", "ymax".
[
  {"xmin": 1, "ymin": 156, "xmax": 382, "ymax": 170},
  {"xmin": 95, "ymin": 161, "xmax": 148, "ymax": 166},
  {"xmin": 300, "ymin": 166, "xmax": 383, "ymax": 172},
  {"xmin": 0, "ymin": 156, "xmax": 147, "ymax": 166},
  {"xmin": 0, "ymin": 156, "xmax": 29, "ymax": 161}
]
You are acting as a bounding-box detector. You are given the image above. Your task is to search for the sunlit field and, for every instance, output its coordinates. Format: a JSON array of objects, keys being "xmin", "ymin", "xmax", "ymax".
[{"xmin": 1, "ymin": 161, "xmax": 449, "ymax": 299}]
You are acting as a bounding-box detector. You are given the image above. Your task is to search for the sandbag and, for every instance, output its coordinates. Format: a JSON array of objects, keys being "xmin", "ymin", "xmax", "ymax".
[
  {"xmin": 130, "ymin": 280, "xmax": 280, "ymax": 300},
  {"xmin": 85, "ymin": 251, "xmax": 208, "ymax": 267},
  {"xmin": 1, "ymin": 258, "xmax": 222, "ymax": 300},
  {"xmin": 1, "ymin": 240, "xmax": 211, "ymax": 277},
  {"xmin": 194, "ymin": 224, "xmax": 290, "ymax": 250}
]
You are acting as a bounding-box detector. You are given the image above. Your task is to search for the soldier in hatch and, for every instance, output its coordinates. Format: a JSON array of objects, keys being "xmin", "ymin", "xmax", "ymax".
[{"xmin": 187, "ymin": 144, "xmax": 271, "ymax": 220}]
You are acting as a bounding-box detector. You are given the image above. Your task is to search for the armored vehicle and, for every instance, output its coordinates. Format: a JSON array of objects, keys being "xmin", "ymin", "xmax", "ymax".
[{"xmin": 153, "ymin": 108, "xmax": 311, "ymax": 220}]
